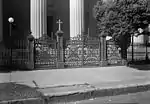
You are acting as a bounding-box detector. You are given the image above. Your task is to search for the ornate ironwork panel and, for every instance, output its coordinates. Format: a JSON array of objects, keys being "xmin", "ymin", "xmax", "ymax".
[
  {"xmin": 84, "ymin": 36, "xmax": 100, "ymax": 66},
  {"xmin": 34, "ymin": 35, "xmax": 57, "ymax": 69},
  {"xmin": 64, "ymin": 35, "xmax": 100, "ymax": 68},
  {"xmin": 64, "ymin": 36, "xmax": 83, "ymax": 67},
  {"xmin": 106, "ymin": 40, "xmax": 122, "ymax": 65}
]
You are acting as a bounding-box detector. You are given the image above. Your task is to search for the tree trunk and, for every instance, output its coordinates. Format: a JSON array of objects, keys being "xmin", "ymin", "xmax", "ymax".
[{"xmin": 120, "ymin": 35, "xmax": 128, "ymax": 60}]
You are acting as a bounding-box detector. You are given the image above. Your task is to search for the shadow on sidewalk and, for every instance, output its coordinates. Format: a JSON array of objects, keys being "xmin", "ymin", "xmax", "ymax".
[
  {"xmin": 127, "ymin": 60, "xmax": 150, "ymax": 71},
  {"xmin": 0, "ymin": 66, "xmax": 34, "ymax": 73},
  {"xmin": 0, "ymin": 66, "xmax": 13, "ymax": 73}
]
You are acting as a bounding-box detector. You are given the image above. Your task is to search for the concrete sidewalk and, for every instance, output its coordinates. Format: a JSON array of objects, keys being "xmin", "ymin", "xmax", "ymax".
[{"xmin": 1, "ymin": 66, "xmax": 150, "ymax": 103}]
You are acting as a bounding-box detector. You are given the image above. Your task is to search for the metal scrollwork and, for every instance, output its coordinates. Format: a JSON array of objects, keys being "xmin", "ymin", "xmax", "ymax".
[
  {"xmin": 34, "ymin": 35, "xmax": 57, "ymax": 68},
  {"xmin": 65, "ymin": 36, "xmax": 100, "ymax": 68},
  {"xmin": 107, "ymin": 41, "xmax": 122, "ymax": 65}
]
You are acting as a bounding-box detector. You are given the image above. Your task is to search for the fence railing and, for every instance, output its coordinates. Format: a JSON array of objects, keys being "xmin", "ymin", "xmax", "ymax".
[
  {"xmin": 0, "ymin": 40, "xmax": 30, "ymax": 70},
  {"xmin": 0, "ymin": 49, "xmax": 30, "ymax": 69},
  {"xmin": 127, "ymin": 44, "xmax": 150, "ymax": 61},
  {"xmin": 4, "ymin": 37, "xmax": 150, "ymax": 70}
]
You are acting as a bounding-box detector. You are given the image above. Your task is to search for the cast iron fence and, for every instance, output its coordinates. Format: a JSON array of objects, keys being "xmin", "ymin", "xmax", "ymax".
[{"xmin": 0, "ymin": 40, "xmax": 30, "ymax": 70}]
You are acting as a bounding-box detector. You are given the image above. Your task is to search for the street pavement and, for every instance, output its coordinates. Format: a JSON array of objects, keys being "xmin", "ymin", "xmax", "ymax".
[{"xmin": 1, "ymin": 65, "xmax": 150, "ymax": 103}]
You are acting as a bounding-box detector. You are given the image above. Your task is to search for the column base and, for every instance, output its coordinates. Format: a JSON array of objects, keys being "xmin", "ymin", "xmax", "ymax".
[
  {"xmin": 56, "ymin": 61, "xmax": 64, "ymax": 69},
  {"xmin": 99, "ymin": 60, "xmax": 108, "ymax": 66}
]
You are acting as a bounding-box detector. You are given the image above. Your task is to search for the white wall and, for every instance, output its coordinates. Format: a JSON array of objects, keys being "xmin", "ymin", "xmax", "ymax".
[{"xmin": 133, "ymin": 35, "xmax": 144, "ymax": 44}]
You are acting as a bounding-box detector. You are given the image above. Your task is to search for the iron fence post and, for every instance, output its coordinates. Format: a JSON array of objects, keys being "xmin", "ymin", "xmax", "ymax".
[
  {"xmin": 27, "ymin": 32, "xmax": 35, "ymax": 70},
  {"xmin": 81, "ymin": 34, "xmax": 84, "ymax": 66},
  {"xmin": 56, "ymin": 30, "xmax": 64, "ymax": 69},
  {"xmin": 131, "ymin": 34, "xmax": 134, "ymax": 62},
  {"xmin": 99, "ymin": 37, "xmax": 101, "ymax": 66},
  {"xmin": 145, "ymin": 40, "xmax": 149, "ymax": 61}
]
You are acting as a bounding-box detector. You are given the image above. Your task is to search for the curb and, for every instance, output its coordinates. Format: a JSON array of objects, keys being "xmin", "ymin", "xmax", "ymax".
[
  {"xmin": 0, "ymin": 82, "xmax": 45, "ymax": 104},
  {"xmin": 0, "ymin": 98, "xmax": 44, "ymax": 104},
  {"xmin": 43, "ymin": 84, "xmax": 150, "ymax": 104}
]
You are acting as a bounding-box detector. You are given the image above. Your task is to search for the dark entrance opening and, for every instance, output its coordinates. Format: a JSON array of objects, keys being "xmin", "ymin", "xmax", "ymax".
[{"xmin": 47, "ymin": 16, "xmax": 53, "ymax": 38}]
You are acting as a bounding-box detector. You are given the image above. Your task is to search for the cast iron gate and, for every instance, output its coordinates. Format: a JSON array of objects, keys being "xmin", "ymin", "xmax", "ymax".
[
  {"xmin": 106, "ymin": 40, "xmax": 123, "ymax": 65},
  {"xmin": 34, "ymin": 36, "xmax": 58, "ymax": 69},
  {"xmin": 33, "ymin": 35, "xmax": 125, "ymax": 69},
  {"xmin": 64, "ymin": 35, "xmax": 101, "ymax": 68}
]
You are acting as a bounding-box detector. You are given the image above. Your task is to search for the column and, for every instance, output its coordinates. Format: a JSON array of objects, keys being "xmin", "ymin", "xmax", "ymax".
[
  {"xmin": 70, "ymin": 0, "xmax": 76, "ymax": 38},
  {"xmin": 148, "ymin": 24, "xmax": 150, "ymax": 43},
  {"xmin": 81, "ymin": 0, "xmax": 84, "ymax": 35},
  {"xmin": 30, "ymin": 0, "xmax": 47, "ymax": 39},
  {"xmin": 0, "ymin": 0, "xmax": 2, "ymax": 42},
  {"xmin": 70, "ymin": 0, "xmax": 84, "ymax": 38},
  {"xmin": 41, "ymin": 0, "xmax": 47, "ymax": 35}
]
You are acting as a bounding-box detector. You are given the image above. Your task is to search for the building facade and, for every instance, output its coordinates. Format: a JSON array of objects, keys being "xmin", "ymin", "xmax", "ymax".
[
  {"xmin": 0, "ymin": 0, "xmax": 99, "ymax": 48},
  {"xmin": 0, "ymin": 0, "xmax": 149, "ymax": 49},
  {"xmin": 0, "ymin": 0, "xmax": 150, "ymax": 70}
]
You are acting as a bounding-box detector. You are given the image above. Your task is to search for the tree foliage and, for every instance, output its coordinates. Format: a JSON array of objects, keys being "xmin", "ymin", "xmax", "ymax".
[
  {"xmin": 93, "ymin": 0, "xmax": 150, "ymax": 44},
  {"xmin": 93, "ymin": 0, "xmax": 150, "ymax": 59}
]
